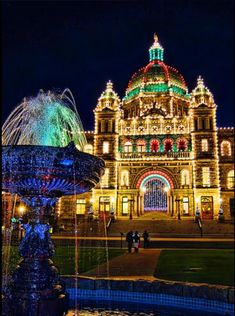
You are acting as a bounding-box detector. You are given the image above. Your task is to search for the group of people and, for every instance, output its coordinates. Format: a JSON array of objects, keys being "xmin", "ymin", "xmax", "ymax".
[{"xmin": 125, "ymin": 230, "xmax": 150, "ymax": 253}]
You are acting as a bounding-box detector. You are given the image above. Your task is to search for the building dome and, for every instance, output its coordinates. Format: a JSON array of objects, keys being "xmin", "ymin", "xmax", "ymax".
[{"xmin": 123, "ymin": 34, "xmax": 188, "ymax": 101}]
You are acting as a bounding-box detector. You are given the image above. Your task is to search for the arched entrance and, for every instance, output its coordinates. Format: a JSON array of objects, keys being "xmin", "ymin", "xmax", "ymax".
[{"xmin": 137, "ymin": 171, "xmax": 174, "ymax": 213}]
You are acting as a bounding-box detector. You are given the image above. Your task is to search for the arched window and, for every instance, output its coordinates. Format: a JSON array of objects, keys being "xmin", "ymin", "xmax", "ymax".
[
  {"xmin": 124, "ymin": 141, "xmax": 132, "ymax": 153},
  {"xmin": 181, "ymin": 169, "xmax": 190, "ymax": 186},
  {"xmin": 136, "ymin": 139, "xmax": 146, "ymax": 152},
  {"xmin": 221, "ymin": 141, "xmax": 232, "ymax": 156},
  {"xmin": 164, "ymin": 138, "xmax": 173, "ymax": 152},
  {"xmin": 177, "ymin": 138, "xmax": 187, "ymax": 151},
  {"xmin": 84, "ymin": 143, "xmax": 93, "ymax": 154},
  {"xmin": 121, "ymin": 170, "xmax": 129, "ymax": 186},
  {"xmin": 227, "ymin": 170, "xmax": 235, "ymax": 189},
  {"xmin": 150, "ymin": 139, "xmax": 159, "ymax": 152}
]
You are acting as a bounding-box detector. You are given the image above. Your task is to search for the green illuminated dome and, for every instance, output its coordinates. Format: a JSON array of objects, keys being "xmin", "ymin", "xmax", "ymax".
[{"xmin": 123, "ymin": 34, "xmax": 188, "ymax": 101}]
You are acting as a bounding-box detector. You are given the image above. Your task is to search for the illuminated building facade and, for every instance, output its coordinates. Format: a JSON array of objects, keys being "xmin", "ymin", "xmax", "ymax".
[{"xmin": 58, "ymin": 35, "xmax": 234, "ymax": 220}]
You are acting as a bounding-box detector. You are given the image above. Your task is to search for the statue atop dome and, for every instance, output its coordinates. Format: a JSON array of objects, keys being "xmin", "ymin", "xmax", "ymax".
[
  {"xmin": 149, "ymin": 33, "xmax": 164, "ymax": 61},
  {"xmin": 154, "ymin": 33, "xmax": 158, "ymax": 43}
]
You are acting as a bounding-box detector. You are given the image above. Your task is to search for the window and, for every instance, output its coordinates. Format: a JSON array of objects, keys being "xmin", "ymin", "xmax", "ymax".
[
  {"xmin": 201, "ymin": 139, "xmax": 208, "ymax": 152},
  {"xmin": 105, "ymin": 121, "xmax": 109, "ymax": 132},
  {"xmin": 164, "ymin": 139, "xmax": 173, "ymax": 152},
  {"xmin": 121, "ymin": 170, "xmax": 129, "ymax": 186},
  {"xmin": 194, "ymin": 118, "xmax": 198, "ymax": 131},
  {"xmin": 221, "ymin": 141, "xmax": 231, "ymax": 156},
  {"xmin": 99, "ymin": 197, "xmax": 110, "ymax": 212},
  {"xmin": 124, "ymin": 141, "xmax": 132, "ymax": 153},
  {"xmin": 202, "ymin": 167, "xmax": 210, "ymax": 187},
  {"xmin": 181, "ymin": 169, "xmax": 189, "ymax": 186},
  {"xmin": 101, "ymin": 168, "xmax": 109, "ymax": 187},
  {"xmin": 209, "ymin": 118, "xmax": 213, "ymax": 130},
  {"xmin": 227, "ymin": 170, "xmax": 235, "ymax": 189},
  {"xmin": 177, "ymin": 138, "xmax": 187, "ymax": 151},
  {"xmin": 182, "ymin": 197, "xmax": 189, "ymax": 214},
  {"xmin": 136, "ymin": 139, "xmax": 146, "ymax": 152},
  {"xmin": 103, "ymin": 141, "xmax": 109, "ymax": 154},
  {"xmin": 76, "ymin": 199, "xmax": 86, "ymax": 215},
  {"xmin": 202, "ymin": 119, "xmax": 205, "ymax": 130},
  {"xmin": 122, "ymin": 196, "xmax": 129, "ymax": 215},
  {"xmin": 150, "ymin": 139, "xmax": 159, "ymax": 152},
  {"xmin": 84, "ymin": 144, "xmax": 93, "ymax": 155}
]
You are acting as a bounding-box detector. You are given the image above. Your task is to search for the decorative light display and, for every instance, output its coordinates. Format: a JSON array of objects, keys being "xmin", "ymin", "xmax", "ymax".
[
  {"xmin": 164, "ymin": 138, "xmax": 173, "ymax": 151},
  {"xmin": 144, "ymin": 178, "xmax": 167, "ymax": 211},
  {"xmin": 123, "ymin": 35, "xmax": 188, "ymax": 102},
  {"xmin": 150, "ymin": 139, "xmax": 159, "ymax": 152}
]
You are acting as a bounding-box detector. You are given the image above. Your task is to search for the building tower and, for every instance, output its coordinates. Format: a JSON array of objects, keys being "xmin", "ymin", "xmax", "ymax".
[
  {"xmin": 93, "ymin": 81, "xmax": 121, "ymax": 216},
  {"xmin": 190, "ymin": 76, "xmax": 220, "ymax": 219}
]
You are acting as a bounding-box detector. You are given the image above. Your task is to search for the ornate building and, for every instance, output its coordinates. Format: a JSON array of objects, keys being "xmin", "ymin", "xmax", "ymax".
[{"xmin": 59, "ymin": 35, "xmax": 234, "ymax": 221}]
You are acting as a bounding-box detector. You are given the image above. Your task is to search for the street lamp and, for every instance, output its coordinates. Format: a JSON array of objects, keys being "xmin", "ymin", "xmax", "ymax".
[
  {"xmin": 19, "ymin": 205, "xmax": 25, "ymax": 216},
  {"xmin": 164, "ymin": 186, "xmax": 169, "ymax": 193},
  {"xmin": 141, "ymin": 187, "xmax": 146, "ymax": 194}
]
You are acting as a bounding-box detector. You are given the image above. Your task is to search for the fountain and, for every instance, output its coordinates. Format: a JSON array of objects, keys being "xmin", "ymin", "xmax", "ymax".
[{"xmin": 2, "ymin": 90, "xmax": 105, "ymax": 316}]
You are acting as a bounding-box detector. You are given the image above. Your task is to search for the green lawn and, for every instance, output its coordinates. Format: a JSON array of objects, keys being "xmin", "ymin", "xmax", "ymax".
[
  {"xmin": 2, "ymin": 246, "xmax": 125, "ymax": 275},
  {"xmin": 154, "ymin": 249, "xmax": 234, "ymax": 286}
]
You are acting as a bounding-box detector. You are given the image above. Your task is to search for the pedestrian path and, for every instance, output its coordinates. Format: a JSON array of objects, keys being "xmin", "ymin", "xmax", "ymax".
[{"xmin": 82, "ymin": 249, "xmax": 161, "ymax": 280}]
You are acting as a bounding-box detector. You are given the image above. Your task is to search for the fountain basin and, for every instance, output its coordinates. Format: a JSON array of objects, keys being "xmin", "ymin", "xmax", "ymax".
[{"xmin": 2, "ymin": 141, "xmax": 105, "ymax": 197}]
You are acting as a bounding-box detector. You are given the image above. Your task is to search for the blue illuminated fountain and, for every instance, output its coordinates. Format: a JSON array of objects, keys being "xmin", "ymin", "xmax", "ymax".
[{"xmin": 2, "ymin": 90, "xmax": 105, "ymax": 316}]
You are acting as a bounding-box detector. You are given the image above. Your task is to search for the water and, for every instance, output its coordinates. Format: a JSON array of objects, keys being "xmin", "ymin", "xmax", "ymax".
[
  {"xmin": 2, "ymin": 88, "xmax": 86, "ymax": 148},
  {"xmin": 1, "ymin": 88, "xmax": 105, "ymax": 316}
]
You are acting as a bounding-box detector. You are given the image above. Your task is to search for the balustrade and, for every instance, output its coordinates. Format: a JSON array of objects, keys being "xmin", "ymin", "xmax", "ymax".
[{"xmin": 119, "ymin": 151, "xmax": 191, "ymax": 159}]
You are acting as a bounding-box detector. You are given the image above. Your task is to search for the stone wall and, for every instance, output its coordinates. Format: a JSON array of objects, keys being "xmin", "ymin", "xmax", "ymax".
[{"xmin": 64, "ymin": 276, "xmax": 234, "ymax": 304}]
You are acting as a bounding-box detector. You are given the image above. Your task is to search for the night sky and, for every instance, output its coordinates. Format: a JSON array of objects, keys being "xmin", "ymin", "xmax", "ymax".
[{"xmin": 2, "ymin": 0, "xmax": 234, "ymax": 130}]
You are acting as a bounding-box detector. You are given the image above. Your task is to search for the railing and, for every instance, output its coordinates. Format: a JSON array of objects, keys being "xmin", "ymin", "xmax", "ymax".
[{"xmin": 119, "ymin": 151, "xmax": 191, "ymax": 159}]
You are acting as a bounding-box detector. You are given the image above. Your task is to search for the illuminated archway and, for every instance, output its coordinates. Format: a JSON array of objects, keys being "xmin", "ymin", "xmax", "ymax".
[{"xmin": 137, "ymin": 171, "xmax": 173, "ymax": 212}]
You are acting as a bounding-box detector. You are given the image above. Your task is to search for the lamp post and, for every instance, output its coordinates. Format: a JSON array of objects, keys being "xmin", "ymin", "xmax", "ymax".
[
  {"xmin": 175, "ymin": 197, "xmax": 181, "ymax": 220},
  {"xmin": 164, "ymin": 186, "xmax": 170, "ymax": 215},
  {"xmin": 218, "ymin": 198, "xmax": 224, "ymax": 222},
  {"xmin": 110, "ymin": 197, "xmax": 115, "ymax": 222},
  {"xmin": 129, "ymin": 199, "xmax": 134, "ymax": 220},
  {"xmin": 18, "ymin": 205, "xmax": 26, "ymax": 240},
  {"xmin": 88, "ymin": 198, "xmax": 94, "ymax": 222},
  {"xmin": 195, "ymin": 198, "xmax": 200, "ymax": 222}
]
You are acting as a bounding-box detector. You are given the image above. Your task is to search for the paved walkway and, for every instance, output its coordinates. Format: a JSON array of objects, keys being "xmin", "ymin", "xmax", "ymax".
[{"xmin": 82, "ymin": 249, "xmax": 161, "ymax": 280}]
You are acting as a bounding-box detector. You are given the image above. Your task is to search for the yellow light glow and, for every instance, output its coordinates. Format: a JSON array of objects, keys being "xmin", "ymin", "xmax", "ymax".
[{"xmin": 19, "ymin": 206, "xmax": 25, "ymax": 215}]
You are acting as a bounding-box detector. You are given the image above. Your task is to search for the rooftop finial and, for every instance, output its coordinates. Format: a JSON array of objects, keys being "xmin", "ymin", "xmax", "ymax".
[
  {"xmin": 106, "ymin": 80, "xmax": 113, "ymax": 91},
  {"xmin": 197, "ymin": 75, "xmax": 204, "ymax": 87}
]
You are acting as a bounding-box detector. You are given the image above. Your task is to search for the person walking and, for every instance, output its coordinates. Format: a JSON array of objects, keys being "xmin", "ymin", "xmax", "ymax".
[
  {"xmin": 143, "ymin": 230, "xmax": 150, "ymax": 248},
  {"xmin": 132, "ymin": 231, "xmax": 140, "ymax": 253},
  {"xmin": 126, "ymin": 230, "xmax": 133, "ymax": 253}
]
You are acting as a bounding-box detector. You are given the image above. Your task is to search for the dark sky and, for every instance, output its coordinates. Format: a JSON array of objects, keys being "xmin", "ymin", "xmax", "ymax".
[{"xmin": 2, "ymin": 0, "xmax": 234, "ymax": 130}]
